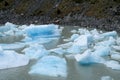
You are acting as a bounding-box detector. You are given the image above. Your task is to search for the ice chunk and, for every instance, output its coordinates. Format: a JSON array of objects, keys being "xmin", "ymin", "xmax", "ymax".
[
  {"xmin": 49, "ymin": 48, "xmax": 66, "ymax": 56},
  {"xmin": 92, "ymin": 46, "xmax": 111, "ymax": 57},
  {"xmin": 29, "ymin": 56, "xmax": 67, "ymax": 77},
  {"xmin": 0, "ymin": 22, "xmax": 17, "ymax": 33},
  {"xmin": 57, "ymin": 42, "xmax": 73, "ymax": 49},
  {"xmin": 101, "ymin": 31, "xmax": 117, "ymax": 39},
  {"xmin": 23, "ymin": 44, "xmax": 49, "ymax": 59},
  {"xmin": 104, "ymin": 60, "xmax": 120, "ymax": 70},
  {"xmin": 67, "ymin": 34, "xmax": 93, "ymax": 54},
  {"xmin": 0, "ymin": 49, "xmax": 29, "ymax": 69},
  {"xmin": 101, "ymin": 76, "xmax": 113, "ymax": 80},
  {"xmin": 71, "ymin": 30, "xmax": 77, "ymax": 34},
  {"xmin": 112, "ymin": 45, "xmax": 120, "ymax": 52},
  {"xmin": 116, "ymin": 37, "xmax": 120, "ymax": 45},
  {"xmin": 0, "ymin": 43, "xmax": 25, "ymax": 52},
  {"xmin": 78, "ymin": 28, "xmax": 90, "ymax": 35},
  {"xmin": 74, "ymin": 49, "xmax": 105, "ymax": 65},
  {"xmin": 24, "ymin": 24, "xmax": 60, "ymax": 39},
  {"xmin": 111, "ymin": 54, "xmax": 120, "ymax": 61},
  {"xmin": 96, "ymin": 37, "xmax": 115, "ymax": 47},
  {"xmin": 70, "ymin": 34, "xmax": 79, "ymax": 41}
]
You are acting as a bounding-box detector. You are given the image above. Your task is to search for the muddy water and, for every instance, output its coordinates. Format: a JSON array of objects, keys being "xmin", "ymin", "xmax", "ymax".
[{"xmin": 0, "ymin": 26, "xmax": 120, "ymax": 80}]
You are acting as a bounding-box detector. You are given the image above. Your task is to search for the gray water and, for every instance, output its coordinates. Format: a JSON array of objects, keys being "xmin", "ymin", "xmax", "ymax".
[{"xmin": 0, "ymin": 26, "xmax": 120, "ymax": 80}]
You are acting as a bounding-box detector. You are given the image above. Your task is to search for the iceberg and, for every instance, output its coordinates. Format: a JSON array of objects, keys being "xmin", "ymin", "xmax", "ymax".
[
  {"xmin": 22, "ymin": 44, "xmax": 49, "ymax": 59},
  {"xmin": 29, "ymin": 56, "xmax": 67, "ymax": 77},
  {"xmin": 0, "ymin": 47, "xmax": 29, "ymax": 69},
  {"xmin": 101, "ymin": 31, "xmax": 117, "ymax": 39},
  {"xmin": 24, "ymin": 24, "xmax": 60, "ymax": 39},
  {"xmin": 67, "ymin": 34, "xmax": 93, "ymax": 54},
  {"xmin": 74, "ymin": 49, "xmax": 105, "ymax": 65},
  {"xmin": 104, "ymin": 60, "xmax": 120, "ymax": 70}
]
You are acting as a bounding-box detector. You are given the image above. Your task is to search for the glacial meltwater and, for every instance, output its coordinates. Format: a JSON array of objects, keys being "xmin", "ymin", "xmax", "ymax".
[{"xmin": 0, "ymin": 23, "xmax": 120, "ymax": 80}]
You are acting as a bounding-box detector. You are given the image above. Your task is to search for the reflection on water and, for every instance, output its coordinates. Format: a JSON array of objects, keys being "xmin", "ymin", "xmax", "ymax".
[{"xmin": 0, "ymin": 26, "xmax": 120, "ymax": 80}]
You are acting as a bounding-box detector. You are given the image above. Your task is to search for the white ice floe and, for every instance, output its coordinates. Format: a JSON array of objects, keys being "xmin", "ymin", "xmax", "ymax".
[
  {"xmin": 104, "ymin": 60, "xmax": 120, "ymax": 70},
  {"xmin": 0, "ymin": 43, "xmax": 26, "ymax": 52},
  {"xmin": 67, "ymin": 34, "xmax": 93, "ymax": 54},
  {"xmin": 96, "ymin": 37, "xmax": 115, "ymax": 47},
  {"xmin": 23, "ymin": 24, "xmax": 60, "ymax": 39},
  {"xmin": 74, "ymin": 49, "xmax": 105, "ymax": 65},
  {"xmin": 0, "ymin": 22, "xmax": 17, "ymax": 33},
  {"xmin": 49, "ymin": 48, "xmax": 66, "ymax": 56},
  {"xmin": 57, "ymin": 42, "xmax": 73, "ymax": 49},
  {"xmin": 111, "ymin": 54, "xmax": 120, "ymax": 61},
  {"xmin": 70, "ymin": 34, "xmax": 79, "ymax": 41},
  {"xmin": 101, "ymin": 31, "xmax": 117, "ymax": 39},
  {"xmin": 92, "ymin": 45, "xmax": 111, "ymax": 57},
  {"xmin": 112, "ymin": 45, "xmax": 120, "ymax": 52},
  {"xmin": 22, "ymin": 44, "xmax": 49, "ymax": 59},
  {"xmin": 0, "ymin": 47, "xmax": 29, "ymax": 69},
  {"xmin": 29, "ymin": 56, "xmax": 67, "ymax": 77},
  {"xmin": 101, "ymin": 76, "xmax": 114, "ymax": 80}
]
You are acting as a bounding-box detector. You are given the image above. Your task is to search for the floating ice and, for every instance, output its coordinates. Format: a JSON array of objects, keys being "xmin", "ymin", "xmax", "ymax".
[
  {"xmin": 49, "ymin": 48, "xmax": 66, "ymax": 56},
  {"xmin": 104, "ymin": 60, "xmax": 120, "ymax": 70},
  {"xmin": 112, "ymin": 45, "xmax": 120, "ymax": 52},
  {"xmin": 29, "ymin": 56, "xmax": 67, "ymax": 77},
  {"xmin": 57, "ymin": 42, "xmax": 73, "ymax": 49},
  {"xmin": 92, "ymin": 46, "xmax": 111, "ymax": 57},
  {"xmin": 101, "ymin": 76, "xmax": 113, "ymax": 80},
  {"xmin": 23, "ymin": 44, "xmax": 49, "ymax": 59},
  {"xmin": 0, "ymin": 43, "xmax": 25, "ymax": 52},
  {"xmin": 70, "ymin": 34, "xmax": 79, "ymax": 41},
  {"xmin": 67, "ymin": 34, "xmax": 93, "ymax": 54},
  {"xmin": 0, "ymin": 47, "xmax": 29, "ymax": 69},
  {"xmin": 0, "ymin": 22, "xmax": 17, "ymax": 33},
  {"xmin": 74, "ymin": 49, "xmax": 105, "ymax": 65},
  {"xmin": 111, "ymin": 54, "xmax": 120, "ymax": 61},
  {"xmin": 96, "ymin": 37, "xmax": 115, "ymax": 47},
  {"xmin": 24, "ymin": 24, "xmax": 60, "ymax": 39},
  {"xmin": 101, "ymin": 31, "xmax": 117, "ymax": 39}
]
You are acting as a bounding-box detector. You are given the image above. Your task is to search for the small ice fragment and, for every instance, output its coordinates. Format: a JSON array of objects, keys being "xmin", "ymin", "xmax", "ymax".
[
  {"xmin": 101, "ymin": 31, "xmax": 117, "ymax": 38},
  {"xmin": 104, "ymin": 60, "xmax": 120, "ymax": 70},
  {"xmin": 70, "ymin": 34, "xmax": 79, "ymax": 41},
  {"xmin": 112, "ymin": 45, "xmax": 120, "ymax": 52},
  {"xmin": 71, "ymin": 30, "xmax": 77, "ymax": 33},
  {"xmin": 101, "ymin": 76, "xmax": 113, "ymax": 80},
  {"xmin": 49, "ymin": 47, "xmax": 66, "ymax": 55},
  {"xmin": 111, "ymin": 54, "xmax": 120, "ymax": 61},
  {"xmin": 23, "ymin": 44, "xmax": 49, "ymax": 59}
]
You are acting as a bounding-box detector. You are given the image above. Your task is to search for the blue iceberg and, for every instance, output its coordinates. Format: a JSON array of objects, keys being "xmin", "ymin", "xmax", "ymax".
[
  {"xmin": 24, "ymin": 24, "xmax": 60, "ymax": 39},
  {"xmin": 29, "ymin": 56, "xmax": 67, "ymax": 77}
]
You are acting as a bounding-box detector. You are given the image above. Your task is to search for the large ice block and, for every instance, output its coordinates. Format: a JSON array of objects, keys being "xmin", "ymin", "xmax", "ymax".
[{"xmin": 29, "ymin": 56, "xmax": 67, "ymax": 77}]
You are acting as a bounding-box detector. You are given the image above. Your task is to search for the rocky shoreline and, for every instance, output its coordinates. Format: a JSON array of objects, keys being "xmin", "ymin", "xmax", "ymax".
[{"xmin": 0, "ymin": 0, "xmax": 120, "ymax": 32}]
